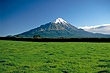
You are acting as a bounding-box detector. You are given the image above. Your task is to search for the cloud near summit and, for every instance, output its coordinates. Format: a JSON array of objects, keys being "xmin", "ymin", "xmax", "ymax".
[{"xmin": 79, "ymin": 24, "xmax": 110, "ymax": 35}]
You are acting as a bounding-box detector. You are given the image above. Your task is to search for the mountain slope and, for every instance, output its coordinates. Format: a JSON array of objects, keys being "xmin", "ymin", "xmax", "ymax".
[{"xmin": 15, "ymin": 18, "xmax": 110, "ymax": 38}]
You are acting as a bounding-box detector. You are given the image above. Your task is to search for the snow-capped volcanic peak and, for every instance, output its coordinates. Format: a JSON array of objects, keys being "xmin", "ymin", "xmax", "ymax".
[{"xmin": 54, "ymin": 18, "xmax": 67, "ymax": 24}]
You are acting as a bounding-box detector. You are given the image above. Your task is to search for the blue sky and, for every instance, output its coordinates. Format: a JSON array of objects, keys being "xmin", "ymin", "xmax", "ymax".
[{"xmin": 0, "ymin": 0, "xmax": 110, "ymax": 36}]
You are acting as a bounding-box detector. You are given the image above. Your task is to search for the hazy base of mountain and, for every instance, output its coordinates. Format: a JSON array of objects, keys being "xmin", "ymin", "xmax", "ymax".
[{"xmin": 13, "ymin": 23, "xmax": 110, "ymax": 38}]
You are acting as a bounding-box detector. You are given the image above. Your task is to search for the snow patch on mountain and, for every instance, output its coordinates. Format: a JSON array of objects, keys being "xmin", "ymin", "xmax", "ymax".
[
  {"xmin": 79, "ymin": 24, "xmax": 110, "ymax": 34},
  {"xmin": 54, "ymin": 18, "xmax": 67, "ymax": 24}
]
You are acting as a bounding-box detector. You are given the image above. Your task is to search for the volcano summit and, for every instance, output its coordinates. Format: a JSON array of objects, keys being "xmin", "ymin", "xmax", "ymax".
[{"xmin": 14, "ymin": 18, "xmax": 110, "ymax": 38}]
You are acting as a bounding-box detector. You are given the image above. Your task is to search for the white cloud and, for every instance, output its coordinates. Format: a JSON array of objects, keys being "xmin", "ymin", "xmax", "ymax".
[{"xmin": 79, "ymin": 24, "xmax": 110, "ymax": 35}]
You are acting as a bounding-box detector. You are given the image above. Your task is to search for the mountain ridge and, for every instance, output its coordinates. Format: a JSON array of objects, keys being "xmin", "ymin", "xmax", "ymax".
[{"xmin": 12, "ymin": 18, "xmax": 110, "ymax": 38}]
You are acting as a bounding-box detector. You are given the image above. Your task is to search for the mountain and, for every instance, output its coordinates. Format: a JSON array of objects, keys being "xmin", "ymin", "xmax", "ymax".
[
  {"xmin": 14, "ymin": 18, "xmax": 110, "ymax": 38},
  {"xmin": 79, "ymin": 24, "xmax": 110, "ymax": 35}
]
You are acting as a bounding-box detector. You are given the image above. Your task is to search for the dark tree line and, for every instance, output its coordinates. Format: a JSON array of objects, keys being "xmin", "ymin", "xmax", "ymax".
[{"xmin": 33, "ymin": 35, "xmax": 40, "ymax": 38}]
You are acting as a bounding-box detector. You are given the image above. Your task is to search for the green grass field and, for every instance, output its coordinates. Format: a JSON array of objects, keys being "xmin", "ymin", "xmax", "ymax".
[{"xmin": 0, "ymin": 40, "xmax": 110, "ymax": 73}]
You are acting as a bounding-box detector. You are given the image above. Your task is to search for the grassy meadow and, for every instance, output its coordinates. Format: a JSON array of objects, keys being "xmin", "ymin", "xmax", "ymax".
[{"xmin": 0, "ymin": 40, "xmax": 110, "ymax": 73}]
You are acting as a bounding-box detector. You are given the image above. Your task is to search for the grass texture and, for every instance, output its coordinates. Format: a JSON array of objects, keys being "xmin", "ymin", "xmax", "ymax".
[{"xmin": 0, "ymin": 40, "xmax": 110, "ymax": 73}]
